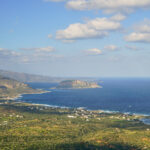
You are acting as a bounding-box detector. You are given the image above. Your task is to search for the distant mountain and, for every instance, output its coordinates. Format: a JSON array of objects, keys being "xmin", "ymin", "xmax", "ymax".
[
  {"xmin": 57, "ymin": 80, "xmax": 102, "ymax": 89},
  {"xmin": 0, "ymin": 70, "xmax": 101, "ymax": 83},
  {"xmin": 0, "ymin": 75, "xmax": 44, "ymax": 99},
  {"xmin": 0, "ymin": 70, "xmax": 63, "ymax": 83}
]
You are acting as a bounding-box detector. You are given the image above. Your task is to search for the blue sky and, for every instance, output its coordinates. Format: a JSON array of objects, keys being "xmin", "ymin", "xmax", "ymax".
[{"xmin": 0, "ymin": 0, "xmax": 150, "ymax": 77}]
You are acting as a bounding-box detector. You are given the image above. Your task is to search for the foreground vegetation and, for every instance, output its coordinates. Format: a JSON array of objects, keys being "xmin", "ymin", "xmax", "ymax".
[{"xmin": 0, "ymin": 100, "xmax": 150, "ymax": 150}]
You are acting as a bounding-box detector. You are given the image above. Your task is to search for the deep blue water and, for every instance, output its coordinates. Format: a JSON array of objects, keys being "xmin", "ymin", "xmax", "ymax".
[{"xmin": 18, "ymin": 78, "xmax": 150, "ymax": 115}]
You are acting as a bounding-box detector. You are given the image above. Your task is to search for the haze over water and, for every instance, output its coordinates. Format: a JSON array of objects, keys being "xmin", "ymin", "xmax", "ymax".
[{"xmin": 19, "ymin": 78, "xmax": 150, "ymax": 115}]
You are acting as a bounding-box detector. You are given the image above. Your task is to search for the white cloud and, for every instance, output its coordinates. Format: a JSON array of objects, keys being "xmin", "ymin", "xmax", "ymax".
[
  {"xmin": 55, "ymin": 17, "xmax": 121, "ymax": 41},
  {"xmin": 136, "ymin": 25, "xmax": 150, "ymax": 33},
  {"xmin": 125, "ymin": 32, "xmax": 150, "ymax": 43},
  {"xmin": 134, "ymin": 20, "xmax": 150, "ymax": 33},
  {"xmin": 84, "ymin": 48, "xmax": 102, "ymax": 55},
  {"xmin": 104, "ymin": 45, "xmax": 119, "ymax": 51},
  {"xmin": 20, "ymin": 46, "xmax": 55, "ymax": 52},
  {"xmin": 0, "ymin": 47, "xmax": 63, "ymax": 64},
  {"xmin": 125, "ymin": 20, "xmax": 150, "ymax": 43},
  {"xmin": 84, "ymin": 45, "xmax": 119, "ymax": 56},
  {"xmin": 66, "ymin": 0, "xmax": 150, "ymax": 13},
  {"xmin": 110, "ymin": 14, "xmax": 126, "ymax": 21}
]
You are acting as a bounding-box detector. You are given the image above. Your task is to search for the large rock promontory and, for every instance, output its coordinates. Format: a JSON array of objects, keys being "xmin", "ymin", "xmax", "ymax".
[{"xmin": 57, "ymin": 80, "xmax": 102, "ymax": 89}]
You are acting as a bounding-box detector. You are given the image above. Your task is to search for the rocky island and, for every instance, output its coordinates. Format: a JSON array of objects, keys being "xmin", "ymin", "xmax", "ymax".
[{"xmin": 57, "ymin": 80, "xmax": 101, "ymax": 89}]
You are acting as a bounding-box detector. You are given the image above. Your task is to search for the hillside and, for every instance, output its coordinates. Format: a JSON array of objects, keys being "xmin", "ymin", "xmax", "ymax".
[
  {"xmin": 0, "ymin": 75, "xmax": 44, "ymax": 99},
  {"xmin": 0, "ymin": 70, "xmax": 101, "ymax": 83},
  {"xmin": 57, "ymin": 80, "xmax": 101, "ymax": 89},
  {"xmin": 0, "ymin": 70, "xmax": 63, "ymax": 83},
  {"xmin": 0, "ymin": 101, "xmax": 148, "ymax": 150}
]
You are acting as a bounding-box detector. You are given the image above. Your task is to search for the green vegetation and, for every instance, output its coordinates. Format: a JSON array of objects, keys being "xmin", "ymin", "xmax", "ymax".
[
  {"xmin": 57, "ymin": 80, "xmax": 101, "ymax": 89},
  {"xmin": 0, "ymin": 75, "xmax": 45, "ymax": 99},
  {"xmin": 0, "ymin": 100, "xmax": 150, "ymax": 150}
]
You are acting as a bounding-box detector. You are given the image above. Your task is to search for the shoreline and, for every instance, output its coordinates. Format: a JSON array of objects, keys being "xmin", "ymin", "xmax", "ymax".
[
  {"xmin": 1, "ymin": 91, "xmax": 150, "ymax": 125},
  {"xmin": 14, "ymin": 90, "xmax": 51, "ymax": 100},
  {"xmin": 15, "ymin": 97, "xmax": 150, "ymax": 117},
  {"xmin": 1, "ymin": 97, "xmax": 150, "ymax": 125},
  {"xmin": 1, "ymin": 90, "xmax": 50, "ymax": 101}
]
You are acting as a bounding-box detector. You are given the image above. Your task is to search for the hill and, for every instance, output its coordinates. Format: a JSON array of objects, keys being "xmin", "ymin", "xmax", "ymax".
[
  {"xmin": 57, "ymin": 80, "xmax": 101, "ymax": 89},
  {"xmin": 0, "ymin": 75, "xmax": 44, "ymax": 99},
  {"xmin": 0, "ymin": 101, "xmax": 147, "ymax": 150},
  {"xmin": 0, "ymin": 70, "xmax": 63, "ymax": 83},
  {"xmin": 0, "ymin": 70, "xmax": 101, "ymax": 83}
]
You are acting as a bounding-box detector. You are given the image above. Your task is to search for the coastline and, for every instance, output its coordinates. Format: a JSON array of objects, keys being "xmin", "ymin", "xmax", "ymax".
[
  {"xmin": 15, "ymin": 96, "xmax": 150, "ymax": 118},
  {"xmin": 1, "ymin": 89, "xmax": 150, "ymax": 126},
  {"xmin": 1, "ymin": 95, "xmax": 150, "ymax": 125},
  {"xmin": 1, "ymin": 90, "xmax": 50, "ymax": 101},
  {"xmin": 1, "ymin": 92, "xmax": 150, "ymax": 150},
  {"xmin": 11, "ymin": 91, "xmax": 150, "ymax": 118},
  {"xmin": 14, "ymin": 95, "xmax": 150, "ymax": 118}
]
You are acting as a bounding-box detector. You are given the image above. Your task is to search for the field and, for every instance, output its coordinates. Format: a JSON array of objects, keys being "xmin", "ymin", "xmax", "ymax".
[{"xmin": 0, "ymin": 100, "xmax": 150, "ymax": 150}]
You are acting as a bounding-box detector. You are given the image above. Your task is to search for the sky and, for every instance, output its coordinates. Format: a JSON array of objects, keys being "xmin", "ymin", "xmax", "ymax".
[{"xmin": 0, "ymin": 0, "xmax": 150, "ymax": 77}]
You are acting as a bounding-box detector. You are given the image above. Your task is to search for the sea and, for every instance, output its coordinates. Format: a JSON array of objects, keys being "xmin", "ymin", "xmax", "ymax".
[{"xmin": 16, "ymin": 78, "xmax": 150, "ymax": 116}]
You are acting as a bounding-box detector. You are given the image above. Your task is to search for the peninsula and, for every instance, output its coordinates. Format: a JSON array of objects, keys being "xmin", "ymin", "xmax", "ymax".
[
  {"xmin": 0, "ymin": 75, "xmax": 45, "ymax": 100},
  {"xmin": 57, "ymin": 80, "xmax": 101, "ymax": 89}
]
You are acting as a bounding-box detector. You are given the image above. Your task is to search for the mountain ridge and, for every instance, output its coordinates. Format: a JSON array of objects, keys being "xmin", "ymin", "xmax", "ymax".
[
  {"xmin": 0, "ymin": 70, "xmax": 101, "ymax": 83},
  {"xmin": 0, "ymin": 70, "xmax": 63, "ymax": 83}
]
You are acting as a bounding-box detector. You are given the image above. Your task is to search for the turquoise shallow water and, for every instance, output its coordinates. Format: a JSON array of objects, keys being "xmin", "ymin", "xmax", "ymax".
[{"xmin": 18, "ymin": 78, "xmax": 150, "ymax": 115}]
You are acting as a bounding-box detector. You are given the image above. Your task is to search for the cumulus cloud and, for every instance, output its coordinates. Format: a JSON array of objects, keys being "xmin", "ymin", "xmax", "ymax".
[
  {"xmin": 55, "ymin": 17, "xmax": 121, "ymax": 41},
  {"xmin": 20, "ymin": 46, "xmax": 55, "ymax": 52},
  {"xmin": 19, "ymin": 46, "xmax": 63, "ymax": 63},
  {"xmin": 0, "ymin": 47, "xmax": 63, "ymax": 64},
  {"xmin": 84, "ymin": 48, "xmax": 102, "ymax": 55},
  {"xmin": 110, "ymin": 14, "xmax": 126, "ymax": 21},
  {"xmin": 66, "ymin": 0, "xmax": 150, "ymax": 13},
  {"xmin": 135, "ymin": 25, "xmax": 150, "ymax": 33},
  {"xmin": 125, "ymin": 19, "xmax": 150, "ymax": 43},
  {"xmin": 0, "ymin": 48, "xmax": 29, "ymax": 64},
  {"xmin": 125, "ymin": 33, "xmax": 150, "ymax": 43},
  {"xmin": 104, "ymin": 45, "xmax": 119, "ymax": 51},
  {"xmin": 83, "ymin": 44, "xmax": 119, "ymax": 56},
  {"xmin": 0, "ymin": 48, "xmax": 23, "ymax": 66}
]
